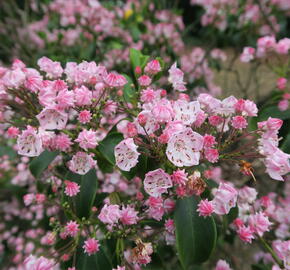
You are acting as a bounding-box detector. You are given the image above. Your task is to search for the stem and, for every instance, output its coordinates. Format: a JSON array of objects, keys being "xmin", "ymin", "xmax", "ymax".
[{"xmin": 259, "ymin": 237, "xmax": 284, "ymax": 269}]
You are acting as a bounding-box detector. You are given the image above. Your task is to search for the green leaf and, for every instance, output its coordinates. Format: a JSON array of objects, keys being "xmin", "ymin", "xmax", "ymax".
[
  {"xmin": 97, "ymin": 132, "xmax": 124, "ymax": 165},
  {"xmin": 129, "ymin": 48, "xmax": 141, "ymax": 70},
  {"xmin": 29, "ymin": 150, "xmax": 59, "ymax": 178},
  {"xmin": 123, "ymin": 74, "xmax": 137, "ymax": 104},
  {"xmin": 281, "ymin": 133, "xmax": 290, "ymax": 154},
  {"xmin": 258, "ymin": 106, "xmax": 290, "ymax": 121},
  {"xmin": 174, "ymin": 196, "xmax": 217, "ymax": 269},
  {"xmin": 66, "ymin": 169, "xmax": 98, "ymax": 219}
]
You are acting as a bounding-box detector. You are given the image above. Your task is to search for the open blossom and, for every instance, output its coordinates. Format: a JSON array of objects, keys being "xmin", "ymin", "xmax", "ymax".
[
  {"xmin": 64, "ymin": 181, "xmax": 80, "ymax": 197},
  {"xmin": 240, "ymin": 47, "xmax": 255, "ymax": 62},
  {"xmin": 173, "ymin": 100, "xmax": 201, "ymax": 125},
  {"xmin": 264, "ymin": 149, "xmax": 290, "ymax": 181},
  {"xmin": 166, "ymin": 128, "xmax": 204, "ymax": 167},
  {"xmin": 248, "ymin": 212, "xmax": 272, "ymax": 237},
  {"xmin": 23, "ymin": 194, "xmax": 34, "ymax": 206},
  {"xmin": 17, "ymin": 126, "xmax": 43, "ymax": 157},
  {"xmin": 65, "ymin": 221, "xmax": 79, "ymax": 237},
  {"xmin": 83, "ymin": 238, "xmax": 99, "ymax": 256},
  {"xmin": 197, "ymin": 199, "xmax": 214, "ymax": 217},
  {"xmin": 120, "ymin": 205, "xmax": 138, "ymax": 225},
  {"xmin": 168, "ymin": 62, "xmax": 186, "ymax": 91},
  {"xmin": 98, "ymin": 204, "xmax": 121, "ymax": 224},
  {"xmin": 152, "ymin": 99, "xmax": 174, "ymax": 123},
  {"xmin": 144, "ymin": 169, "xmax": 173, "ymax": 197},
  {"xmin": 23, "ymin": 255, "xmax": 56, "ymax": 270},
  {"xmin": 37, "ymin": 56, "xmax": 63, "ymax": 79},
  {"xmin": 68, "ymin": 152, "xmax": 96, "ymax": 175},
  {"xmin": 114, "ymin": 138, "xmax": 140, "ymax": 171},
  {"xmin": 212, "ymin": 182, "xmax": 238, "ymax": 215},
  {"xmin": 37, "ymin": 108, "xmax": 68, "ymax": 130},
  {"xmin": 75, "ymin": 129, "xmax": 98, "ymax": 150},
  {"xmin": 74, "ymin": 85, "xmax": 92, "ymax": 106}
]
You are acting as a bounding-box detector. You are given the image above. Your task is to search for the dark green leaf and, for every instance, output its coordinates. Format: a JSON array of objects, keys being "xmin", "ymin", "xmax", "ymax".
[
  {"xmin": 258, "ymin": 106, "xmax": 290, "ymax": 121},
  {"xmin": 174, "ymin": 196, "xmax": 217, "ymax": 269},
  {"xmin": 129, "ymin": 48, "xmax": 141, "ymax": 70},
  {"xmin": 29, "ymin": 150, "xmax": 59, "ymax": 178},
  {"xmin": 281, "ymin": 133, "xmax": 290, "ymax": 154},
  {"xmin": 123, "ymin": 74, "xmax": 137, "ymax": 104},
  {"xmin": 97, "ymin": 132, "xmax": 124, "ymax": 165},
  {"xmin": 66, "ymin": 169, "xmax": 98, "ymax": 219}
]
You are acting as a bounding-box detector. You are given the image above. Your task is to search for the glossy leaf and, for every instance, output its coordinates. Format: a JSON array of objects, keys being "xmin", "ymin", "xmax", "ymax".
[
  {"xmin": 174, "ymin": 196, "xmax": 217, "ymax": 269},
  {"xmin": 97, "ymin": 132, "xmax": 124, "ymax": 165},
  {"xmin": 66, "ymin": 169, "xmax": 98, "ymax": 219},
  {"xmin": 29, "ymin": 150, "xmax": 59, "ymax": 178}
]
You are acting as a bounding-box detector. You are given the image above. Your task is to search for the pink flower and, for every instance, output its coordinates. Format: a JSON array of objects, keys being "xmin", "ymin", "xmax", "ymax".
[
  {"xmin": 23, "ymin": 194, "xmax": 34, "ymax": 206},
  {"xmin": 114, "ymin": 138, "xmax": 140, "ymax": 171},
  {"xmin": 209, "ymin": 115, "xmax": 223, "ymax": 126},
  {"xmin": 144, "ymin": 168, "xmax": 173, "ymax": 197},
  {"xmin": 168, "ymin": 62, "xmax": 186, "ymax": 91},
  {"xmin": 243, "ymin": 100, "xmax": 258, "ymax": 116},
  {"xmin": 56, "ymin": 89, "xmax": 74, "ymax": 109},
  {"xmin": 165, "ymin": 219, "xmax": 175, "ymax": 233},
  {"xmin": 278, "ymin": 99, "xmax": 289, "ymax": 111},
  {"xmin": 68, "ymin": 152, "xmax": 96, "ymax": 175},
  {"xmin": 83, "ymin": 238, "xmax": 99, "ymax": 256},
  {"xmin": 104, "ymin": 72, "xmax": 127, "ymax": 88},
  {"xmin": 2, "ymin": 68, "xmax": 26, "ymax": 88},
  {"xmin": 152, "ymin": 99, "xmax": 174, "ymax": 123},
  {"xmin": 7, "ymin": 126, "xmax": 20, "ymax": 138},
  {"xmin": 37, "ymin": 108, "xmax": 68, "ymax": 130},
  {"xmin": 240, "ymin": 47, "xmax": 255, "ymax": 62},
  {"xmin": 64, "ymin": 181, "xmax": 80, "ymax": 197},
  {"xmin": 37, "ymin": 56, "xmax": 63, "ymax": 79},
  {"xmin": 140, "ymin": 88, "xmax": 156, "ymax": 103},
  {"xmin": 166, "ymin": 128, "xmax": 204, "ymax": 167},
  {"xmin": 23, "ymin": 255, "xmax": 56, "ymax": 270},
  {"xmin": 36, "ymin": 193, "xmax": 46, "ymax": 204},
  {"xmin": 231, "ymin": 116, "xmax": 248, "ymax": 129},
  {"xmin": 197, "ymin": 199, "xmax": 214, "ymax": 217},
  {"xmin": 237, "ymin": 225, "xmax": 255, "ymax": 243},
  {"xmin": 55, "ymin": 134, "xmax": 72, "ymax": 151},
  {"xmin": 78, "ymin": 110, "xmax": 92, "ymax": 123},
  {"xmin": 204, "ymin": 148, "xmax": 219, "ymax": 163},
  {"xmin": 173, "ymin": 100, "xmax": 201, "ymax": 125},
  {"xmin": 277, "ymin": 77, "xmax": 287, "ymax": 90},
  {"xmin": 264, "ymin": 149, "xmax": 290, "ymax": 181},
  {"xmin": 120, "ymin": 206, "xmax": 138, "ymax": 225},
  {"xmin": 75, "ymin": 129, "xmax": 98, "ymax": 150},
  {"xmin": 17, "ymin": 126, "xmax": 43, "ymax": 157},
  {"xmin": 171, "ymin": 169, "xmax": 188, "ymax": 185},
  {"xmin": 275, "ymin": 38, "xmax": 290, "ymax": 54},
  {"xmin": 212, "ymin": 182, "xmax": 238, "ymax": 215},
  {"xmin": 138, "ymin": 75, "xmax": 152, "ymax": 86},
  {"xmin": 215, "ymin": 259, "xmax": 232, "ymax": 270},
  {"xmin": 238, "ymin": 186, "xmax": 257, "ymax": 204},
  {"xmin": 74, "ymin": 86, "xmax": 92, "ymax": 106},
  {"xmin": 98, "ymin": 204, "xmax": 121, "ymax": 224},
  {"xmin": 248, "ymin": 212, "xmax": 272, "ymax": 237},
  {"xmin": 145, "ymin": 59, "xmax": 161, "ymax": 75},
  {"xmin": 65, "ymin": 221, "xmax": 79, "ymax": 237}
]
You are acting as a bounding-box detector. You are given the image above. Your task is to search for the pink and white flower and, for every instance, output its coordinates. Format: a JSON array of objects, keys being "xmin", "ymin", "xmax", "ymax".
[
  {"xmin": 166, "ymin": 128, "xmax": 203, "ymax": 167},
  {"xmin": 68, "ymin": 152, "xmax": 96, "ymax": 175},
  {"xmin": 114, "ymin": 138, "xmax": 140, "ymax": 171},
  {"xmin": 37, "ymin": 108, "xmax": 68, "ymax": 130},
  {"xmin": 144, "ymin": 169, "xmax": 172, "ymax": 197}
]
